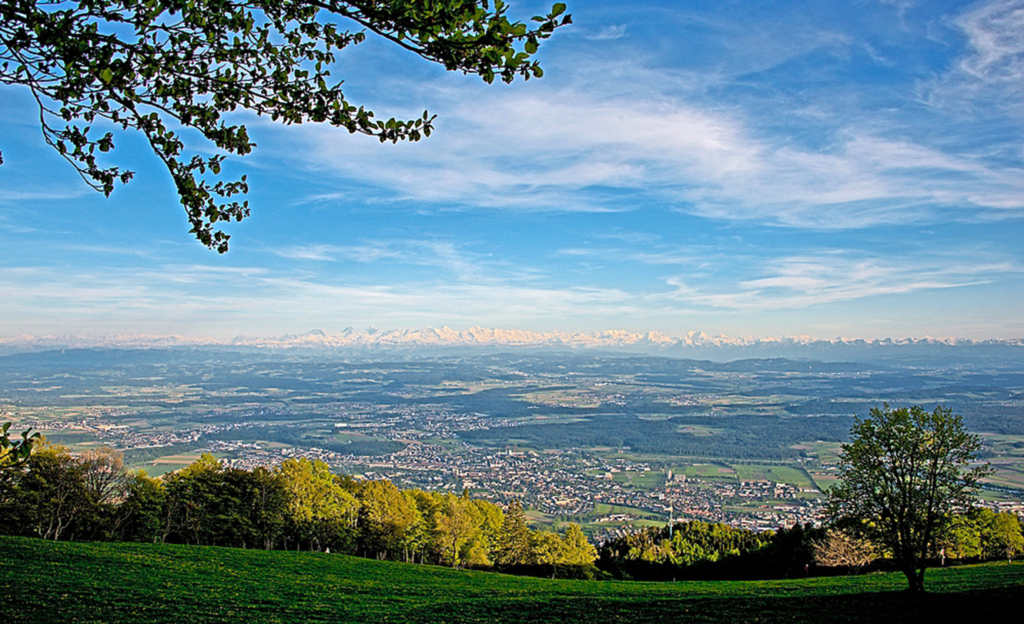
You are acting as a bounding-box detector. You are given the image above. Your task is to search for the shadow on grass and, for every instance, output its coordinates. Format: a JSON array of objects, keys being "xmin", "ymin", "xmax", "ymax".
[{"xmin": 409, "ymin": 586, "xmax": 1022, "ymax": 624}]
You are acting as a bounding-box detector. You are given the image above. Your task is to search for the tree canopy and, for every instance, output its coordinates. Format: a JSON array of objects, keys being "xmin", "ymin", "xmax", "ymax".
[
  {"xmin": 827, "ymin": 404, "xmax": 989, "ymax": 593},
  {"xmin": 494, "ymin": 498, "xmax": 531, "ymax": 566},
  {"xmin": 0, "ymin": 0, "xmax": 571, "ymax": 251},
  {"xmin": 0, "ymin": 447, "xmax": 600, "ymax": 576}
]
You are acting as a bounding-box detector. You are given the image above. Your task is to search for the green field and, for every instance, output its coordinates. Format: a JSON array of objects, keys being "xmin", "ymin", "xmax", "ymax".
[
  {"xmin": 609, "ymin": 470, "xmax": 666, "ymax": 489},
  {"xmin": 673, "ymin": 463, "xmax": 816, "ymax": 490},
  {"xmin": 802, "ymin": 441, "xmax": 844, "ymax": 463},
  {"xmin": 982, "ymin": 457, "xmax": 1024, "ymax": 490},
  {"xmin": 674, "ymin": 424, "xmax": 722, "ymax": 436},
  {"xmin": 3, "ymin": 537, "xmax": 1024, "ymax": 623},
  {"xmin": 808, "ymin": 470, "xmax": 840, "ymax": 491},
  {"xmin": 582, "ymin": 503, "xmax": 665, "ymax": 532},
  {"xmin": 588, "ymin": 503, "xmax": 664, "ymax": 522},
  {"xmin": 733, "ymin": 464, "xmax": 816, "ymax": 489},
  {"xmin": 980, "ymin": 434, "xmax": 1024, "ymax": 458},
  {"xmin": 135, "ymin": 453, "xmax": 227, "ymax": 477},
  {"xmin": 679, "ymin": 463, "xmax": 737, "ymax": 480}
]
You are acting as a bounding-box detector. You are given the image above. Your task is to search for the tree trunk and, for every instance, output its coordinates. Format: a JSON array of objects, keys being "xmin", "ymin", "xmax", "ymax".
[{"xmin": 903, "ymin": 568, "xmax": 926, "ymax": 593}]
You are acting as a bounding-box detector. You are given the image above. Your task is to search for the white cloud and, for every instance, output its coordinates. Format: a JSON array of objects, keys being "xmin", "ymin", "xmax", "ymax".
[
  {"xmin": 266, "ymin": 239, "xmax": 522, "ymax": 283},
  {"xmin": 0, "ymin": 263, "xmax": 647, "ymax": 337},
  {"xmin": 585, "ymin": 25, "xmax": 628, "ymax": 41},
  {"xmin": 269, "ymin": 242, "xmax": 410, "ymax": 263},
  {"xmin": 956, "ymin": 0, "xmax": 1024, "ymax": 84},
  {"xmin": 3, "ymin": 241, "xmax": 1019, "ymax": 339},
  {"xmin": 875, "ymin": 0, "xmax": 919, "ymax": 16},
  {"xmin": 665, "ymin": 252, "xmax": 1018, "ymax": 311},
  {"xmin": 924, "ymin": 0, "xmax": 1024, "ymax": 113},
  {"xmin": 0, "ymin": 214, "xmax": 35, "ymax": 234},
  {"xmin": 0, "ymin": 189, "xmax": 89, "ymax": 203},
  {"xmin": 286, "ymin": 77, "xmax": 1024, "ymax": 229}
]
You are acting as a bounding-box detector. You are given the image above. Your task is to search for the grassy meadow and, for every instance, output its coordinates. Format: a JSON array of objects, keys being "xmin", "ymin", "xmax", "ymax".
[{"xmin": 2, "ymin": 536, "xmax": 1023, "ymax": 623}]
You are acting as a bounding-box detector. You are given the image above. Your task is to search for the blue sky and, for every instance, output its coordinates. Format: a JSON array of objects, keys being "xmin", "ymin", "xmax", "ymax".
[{"xmin": 2, "ymin": 0, "xmax": 1024, "ymax": 340}]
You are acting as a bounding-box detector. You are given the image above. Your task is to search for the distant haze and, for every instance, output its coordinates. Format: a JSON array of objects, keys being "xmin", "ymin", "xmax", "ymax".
[{"xmin": 2, "ymin": 328, "xmax": 1022, "ymax": 365}]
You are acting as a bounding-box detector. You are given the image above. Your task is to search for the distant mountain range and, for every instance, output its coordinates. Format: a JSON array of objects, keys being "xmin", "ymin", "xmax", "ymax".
[{"xmin": 2, "ymin": 327, "xmax": 1023, "ymax": 363}]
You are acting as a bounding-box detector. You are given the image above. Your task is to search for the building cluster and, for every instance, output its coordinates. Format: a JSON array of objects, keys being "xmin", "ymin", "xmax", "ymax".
[{"xmin": 211, "ymin": 435, "xmax": 829, "ymax": 531}]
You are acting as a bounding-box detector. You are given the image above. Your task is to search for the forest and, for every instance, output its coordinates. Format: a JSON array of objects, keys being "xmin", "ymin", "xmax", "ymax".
[{"xmin": 0, "ymin": 443, "xmax": 598, "ymax": 577}]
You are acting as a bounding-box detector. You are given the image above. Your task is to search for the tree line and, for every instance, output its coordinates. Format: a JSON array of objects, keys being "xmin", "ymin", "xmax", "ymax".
[
  {"xmin": 596, "ymin": 512, "xmax": 1023, "ymax": 582},
  {"xmin": 0, "ymin": 444, "xmax": 597, "ymax": 577}
]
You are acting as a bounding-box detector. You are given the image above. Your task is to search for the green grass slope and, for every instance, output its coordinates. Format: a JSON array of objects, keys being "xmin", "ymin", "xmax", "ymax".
[{"xmin": 2, "ymin": 536, "xmax": 1022, "ymax": 623}]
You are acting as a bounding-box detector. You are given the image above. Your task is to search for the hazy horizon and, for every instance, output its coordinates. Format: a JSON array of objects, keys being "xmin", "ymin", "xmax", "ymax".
[{"xmin": 4, "ymin": 325, "xmax": 1023, "ymax": 353}]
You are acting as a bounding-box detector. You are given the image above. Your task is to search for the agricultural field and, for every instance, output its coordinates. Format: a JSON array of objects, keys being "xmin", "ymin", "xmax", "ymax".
[
  {"xmin": 678, "ymin": 463, "xmax": 737, "ymax": 480},
  {"xmin": 977, "ymin": 434, "xmax": 1024, "ymax": 493},
  {"xmin": 981, "ymin": 434, "xmax": 1024, "ymax": 457},
  {"xmin": 2, "ymin": 537, "xmax": 1023, "ymax": 624},
  {"xmin": 807, "ymin": 470, "xmax": 840, "ymax": 491},
  {"xmin": 589, "ymin": 503, "xmax": 663, "ymax": 519},
  {"xmin": 800, "ymin": 441, "xmax": 844, "ymax": 463},
  {"xmin": 982, "ymin": 461, "xmax": 1024, "ymax": 490},
  {"xmin": 675, "ymin": 424, "xmax": 722, "ymax": 435},
  {"xmin": 609, "ymin": 470, "xmax": 666, "ymax": 489},
  {"xmin": 139, "ymin": 453, "xmax": 227, "ymax": 477},
  {"xmin": 733, "ymin": 464, "xmax": 816, "ymax": 489}
]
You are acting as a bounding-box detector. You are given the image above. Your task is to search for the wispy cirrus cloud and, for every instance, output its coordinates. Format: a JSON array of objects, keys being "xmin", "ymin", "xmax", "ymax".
[
  {"xmin": 269, "ymin": 242, "xmax": 405, "ymax": 263},
  {"xmin": 0, "ymin": 262, "xmax": 646, "ymax": 337},
  {"xmin": 924, "ymin": 0, "xmax": 1024, "ymax": 114},
  {"xmin": 283, "ymin": 56, "xmax": 1024, "ymax": 230},
  {"xmin": 666, "ymin": 251, "xmax": 1019, "ymax": 310},
  {"xmin": 0, "ymin": 189, "xmax": 90, "ymax": 203},
  {"xmin": 265, "ymin": 239, "xmax": 522, "ymax": 283},
  {"xmin": 584, "ymin": 24, "xmax": 628, "ymax": 40},
  {"xmin": 558, "ymin": 245, "xmax": 702, "ymax": 267},
  {"xmin": 0, "ymin": 215, "xmax": 35, "ymax": 234},
  {"xmin": 6, "ymin": 245, "xmax": 1013, "ymax": 337},
  {"xmin": 955, "ymin": 0, "xmax": 1024, "ymax": 86}
]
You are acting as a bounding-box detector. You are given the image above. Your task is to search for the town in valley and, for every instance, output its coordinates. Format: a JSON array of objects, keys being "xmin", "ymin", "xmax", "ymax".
[{"xmin": 4, "ymin": 344, "xmax": 1023, "ymax": 541}]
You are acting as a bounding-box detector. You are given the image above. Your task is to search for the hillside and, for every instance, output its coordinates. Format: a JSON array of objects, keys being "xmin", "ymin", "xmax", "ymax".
[{"xmin": 1, "ymin": 537, "xmax": 1023, "ymax": 623}]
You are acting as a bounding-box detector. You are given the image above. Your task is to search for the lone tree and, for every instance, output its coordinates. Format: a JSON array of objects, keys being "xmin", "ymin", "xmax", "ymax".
[
  {"xmin": 0, "ymin": 0, "xmax": 571, "ymax": 251},
  {"xmin": 827, "ymin": 405, "xmax": 989, "ymax": 593}
]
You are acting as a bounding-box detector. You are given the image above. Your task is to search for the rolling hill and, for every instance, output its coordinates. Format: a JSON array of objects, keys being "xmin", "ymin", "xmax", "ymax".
[{"xmin": 2, "ymin": 536, "xmax": 1023, "ymax": 623}]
